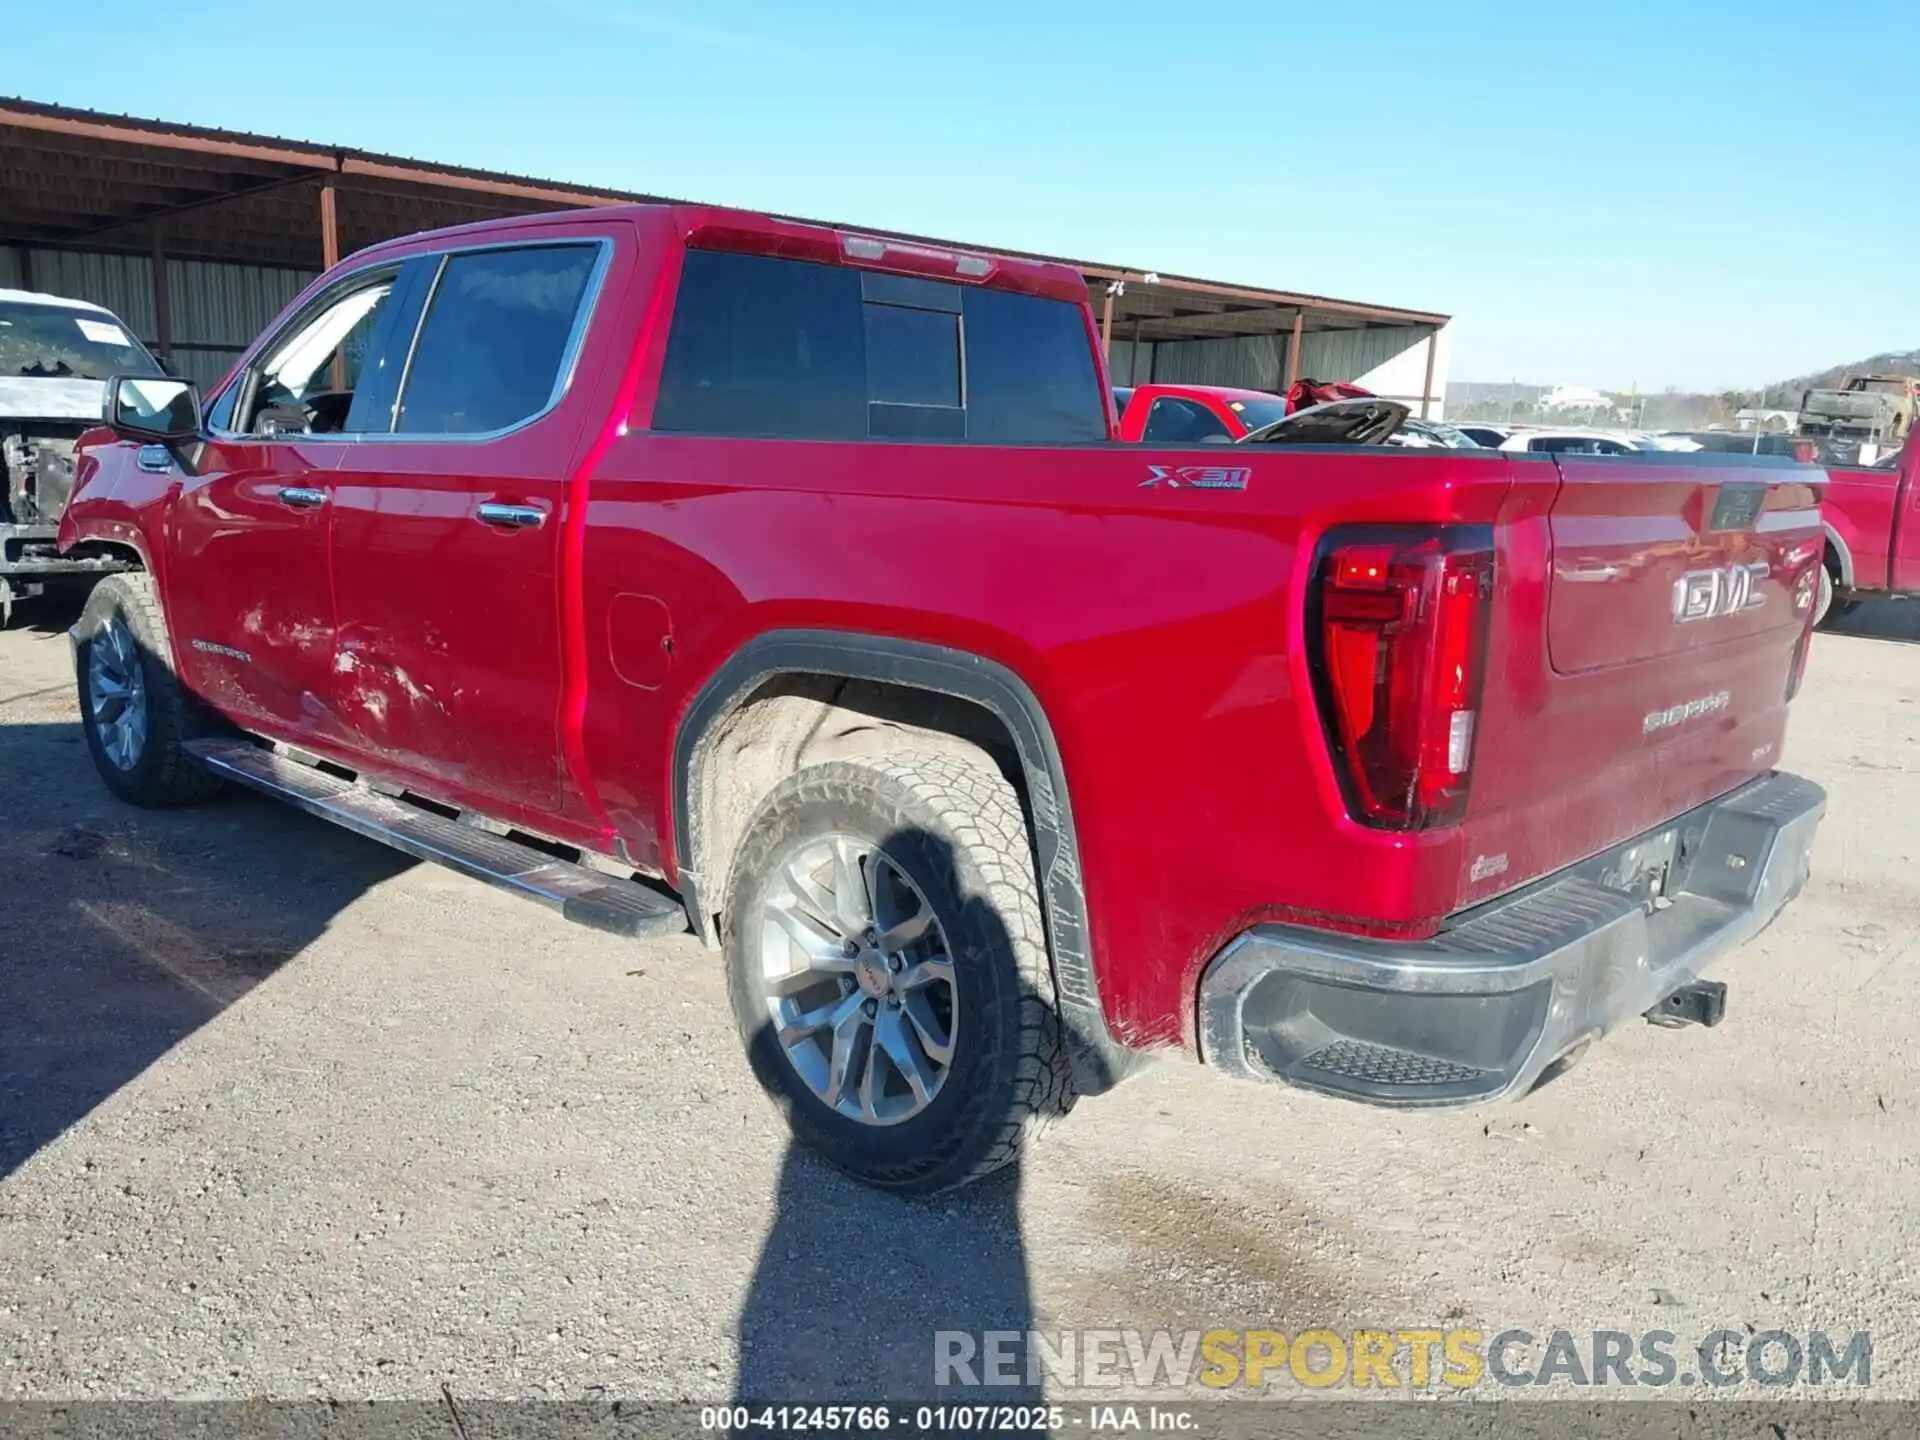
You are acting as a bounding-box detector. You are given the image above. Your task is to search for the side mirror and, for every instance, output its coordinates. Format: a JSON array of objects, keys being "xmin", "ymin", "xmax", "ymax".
[{"xmin": 103, "ymin": 374, "xmax": 201, "ymax": 443}]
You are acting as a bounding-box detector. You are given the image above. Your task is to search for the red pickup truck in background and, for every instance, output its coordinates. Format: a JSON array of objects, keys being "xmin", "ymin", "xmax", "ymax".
[
  {"xmin": 1114, "ymin": 382, "xmax": 1292, "ymax": 442},
  {"xmin": 1816, "ymin": 426, "xmax": 1920, "ymax": 624},
  {"xmin": 62, "ymin": 203, "xmax": 1826, "ymax": 1193},
  {"xmin": 1112, "ymin": 379, "xmax": 1380, "ymax": 444}
]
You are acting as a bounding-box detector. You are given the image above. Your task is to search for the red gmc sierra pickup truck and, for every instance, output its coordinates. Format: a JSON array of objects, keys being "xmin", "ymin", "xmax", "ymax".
[
  {"xmin": 61, "ymin": 203, "xmax": 1827, "ymax": 1193},
  {"xmin": 1816, "ymin": 426, "xmax": 1920, "ymax": 624}
]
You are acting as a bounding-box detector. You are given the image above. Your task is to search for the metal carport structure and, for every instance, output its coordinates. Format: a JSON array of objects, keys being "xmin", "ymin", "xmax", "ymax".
[{"xmin": 0, "ymin": 97, "xmax": 1450, "ymax": 411}]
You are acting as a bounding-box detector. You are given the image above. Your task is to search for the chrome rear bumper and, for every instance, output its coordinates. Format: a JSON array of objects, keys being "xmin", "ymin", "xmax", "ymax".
[{"xmin": 1197, "ymin": 772, "xmax": 1826, "ymax": 1106}]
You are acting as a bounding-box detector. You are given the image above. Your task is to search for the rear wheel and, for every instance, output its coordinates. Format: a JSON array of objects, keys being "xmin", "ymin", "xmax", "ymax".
[
  {"xmin": 74, "ymin": 573, "xmax": 225, "ymax": 807},
  {"xmin": 722, "ymin": 750, "xmax": 1074, "ymax": 1193}
]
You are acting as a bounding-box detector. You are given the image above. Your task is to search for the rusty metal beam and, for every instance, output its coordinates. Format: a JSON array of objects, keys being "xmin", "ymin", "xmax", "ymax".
[
  {"xmin": 1099, "ymin": 281, "xmax": 1115, "ymax": 362},
  {"xmin": 319, "ymin": 179, "xmax": 339, "ymax": 270},
  {"xmin": 339, "ymin": 157, "xmax": 628, "ymax": 210},
  {"xmin": 72, "ymin": 168, "xmax": 322, "ymax": 242},
  {"xmin": 1079, "ymin": 263, "xmax": 1447, "ymax": 328},
  {"xmin": 151, "ymin": 225, "xmax": 172, "ymax": 364},
  {"xmin": 1286, "ymin": 310, "xmax": 1304, "ymax": 387},
  {"xmin": 0, "ymin": 102, "xmax": 334, "ymax": 171}
]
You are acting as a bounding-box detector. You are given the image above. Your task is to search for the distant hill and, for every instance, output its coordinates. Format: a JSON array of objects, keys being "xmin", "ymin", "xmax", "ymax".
[
  {"xmin": 1756, "ymin": 350, "xmax": 1920, "ymax": 409},
  {"xmin": 1447, "ymin": 350, "xmax": 1920, "ymax": 428}
]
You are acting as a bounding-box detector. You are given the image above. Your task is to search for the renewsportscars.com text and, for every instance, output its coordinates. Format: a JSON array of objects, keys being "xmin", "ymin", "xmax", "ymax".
[{"xmin": 934, "ymin": 1327, "xmax": 1872, "ymax": 1391}]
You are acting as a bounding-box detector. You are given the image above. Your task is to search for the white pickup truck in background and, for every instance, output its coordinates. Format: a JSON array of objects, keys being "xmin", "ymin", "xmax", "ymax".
[{"xmin": 0, "ymin": 288, "xmax": 163, "ymax": 624}]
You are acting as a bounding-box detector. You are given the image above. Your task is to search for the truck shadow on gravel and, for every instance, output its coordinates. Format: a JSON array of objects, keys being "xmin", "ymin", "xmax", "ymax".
[
  {"xmin": 0, "ymin": 717, "xmax": 411, "ymax": 1180},
  {"xmin": 1827, "ymin": 597, "xmax": 1920, "ymax": 645},
  {"xmin": 736, "ymin": 1151, "xmax": 1037, "ymax": 1405}
]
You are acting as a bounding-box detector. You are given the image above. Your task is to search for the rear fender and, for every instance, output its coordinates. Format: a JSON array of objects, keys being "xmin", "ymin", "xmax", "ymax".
[{"xmin": 671, "ymin": 628, "xmax": 1137, "ymax": 1095}]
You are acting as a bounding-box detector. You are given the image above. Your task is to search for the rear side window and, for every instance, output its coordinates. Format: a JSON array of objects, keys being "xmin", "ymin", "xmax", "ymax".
[
  {"xmin": 396, "ymin": 245, "xmax": 597, "ymax": 435},
  {"xmin": 962, "ymin": 285, "xmax": 1106, "ymax": 444},
  {"xmin": 653, "ymin": 250, "xmax": 1106, "ymax": 444},
  {"xmin": 650, "ymin": 251, "xmax": 865, "ymax": 440}
]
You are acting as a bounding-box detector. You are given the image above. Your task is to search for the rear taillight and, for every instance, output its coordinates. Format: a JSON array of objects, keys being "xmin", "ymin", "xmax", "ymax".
[
  {"xmin": 1310, "ymin": 528, "xmax": 1495, "ymax": 831},
  {"xmin": 1787, "ymin": 626, "xmax": 1813, "ymax": 701},
  {"xmin": 1782, "ymin": 543, "xmax": 1821, "ymax": 701}
]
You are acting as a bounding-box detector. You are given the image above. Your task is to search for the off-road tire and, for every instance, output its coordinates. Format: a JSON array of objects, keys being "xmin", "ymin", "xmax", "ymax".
[
  {"xmin": 74, "ymin": 572, "xmax": 226, "ymax": 807},
  {"xmin": 723, "ymin": 751, "xmax": 1075, "ymax": 1193}
]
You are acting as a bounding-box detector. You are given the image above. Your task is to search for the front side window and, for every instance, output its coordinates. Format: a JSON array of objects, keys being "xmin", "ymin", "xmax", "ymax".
[
  {"xmin": 1142, "ymin": 396, "xmax": 1232, "ymax": 444},
  {"xmin": 395, "ymin": 245, "xmax": 598, "ymax": 435},
  {"xmin": 0, "ymin": 301, "xmax": 160, "ymax": 381},
  {"xmin": 243, "ymin": 272, "xmax": 399, "ymax": 435}
]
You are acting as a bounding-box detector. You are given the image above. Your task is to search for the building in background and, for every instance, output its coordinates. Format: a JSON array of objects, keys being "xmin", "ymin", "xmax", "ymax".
[{"xmin": 0, "ymin": 98, "xmax": 1451, "ymax": 414}]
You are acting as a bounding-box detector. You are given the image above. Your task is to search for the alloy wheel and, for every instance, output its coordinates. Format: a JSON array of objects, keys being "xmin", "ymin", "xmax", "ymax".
[
  {"xmin": 88, "ymin": 616, "xmax": 148, "ymax": 771},
  {"xmin": 757, "ymin": 834, "xmax": 958, "ymax": 1126}
]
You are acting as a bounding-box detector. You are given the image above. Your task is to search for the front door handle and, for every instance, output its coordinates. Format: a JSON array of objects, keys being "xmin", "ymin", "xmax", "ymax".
[
  {"xmin": 277, "ymin": 486, "xmax": 327, "ymax": 509},
  {"xmin": 476, "ymin": 502, "xmax": 546, "ymax": 530}
]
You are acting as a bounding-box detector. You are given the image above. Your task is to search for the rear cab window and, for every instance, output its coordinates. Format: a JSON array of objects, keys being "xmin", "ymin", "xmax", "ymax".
[{"xmin": 651, "ymin": 250, "xmax": 1107, "ymax": 444}]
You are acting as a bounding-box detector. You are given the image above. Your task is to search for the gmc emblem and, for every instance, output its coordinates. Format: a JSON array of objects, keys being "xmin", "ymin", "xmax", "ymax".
[{"xmin": 1673, "ymin": 561, "xmax": 1768, "ymax": 624}]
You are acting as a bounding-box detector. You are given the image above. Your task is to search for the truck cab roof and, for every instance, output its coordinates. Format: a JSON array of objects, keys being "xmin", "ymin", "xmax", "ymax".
[
  {"xmin": 348, "ymin": 203, "xmax": 1094, "ymax": 307},
  {"xmin": 0, "ymin": 287, "xmax": 121, "ymax": 314}
]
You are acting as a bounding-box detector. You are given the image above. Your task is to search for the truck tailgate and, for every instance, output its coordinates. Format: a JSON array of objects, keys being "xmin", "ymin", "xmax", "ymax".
[
  {"xmin": 1455, "ymin": 453, "xmax": 1823, "ymax": 914},
  {"xmin": 1547, "ymin": 456, "xmax": 1818, "ymax": 672}
]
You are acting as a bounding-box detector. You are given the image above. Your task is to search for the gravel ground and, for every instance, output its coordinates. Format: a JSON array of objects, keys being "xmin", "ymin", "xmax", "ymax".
[{"xmin": 1, "ymin": 595, "xmax": 1916, "ymax": 1406}]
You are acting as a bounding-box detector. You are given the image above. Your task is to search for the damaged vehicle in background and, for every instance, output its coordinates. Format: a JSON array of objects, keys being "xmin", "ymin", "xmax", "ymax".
[
  {"xmin": 1387, "ymin": 416, "xmax": 1485, "ymax": 448},
  {"xmin": 0, "ymin": 289, "xmax": 164, "ymax": 625}
]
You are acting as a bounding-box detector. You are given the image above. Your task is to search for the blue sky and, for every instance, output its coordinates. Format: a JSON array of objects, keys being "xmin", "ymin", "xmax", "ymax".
[{"xmin": 11, "ymin": 0, "xmax": 1916, "ymax": 390}]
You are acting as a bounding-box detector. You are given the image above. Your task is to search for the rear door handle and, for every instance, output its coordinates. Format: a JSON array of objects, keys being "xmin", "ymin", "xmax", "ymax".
[
  {"xmin": 277, "ymin": 486, "xmax": 327, "ymax": 509},
  {"xmin": 476, "ymin": 502, "xmax": 546, "ymax": 530}
]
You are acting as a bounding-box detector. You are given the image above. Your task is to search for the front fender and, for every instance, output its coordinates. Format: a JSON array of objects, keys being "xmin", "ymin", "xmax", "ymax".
[{"xmin": 60, "ymin": 434, "xmax": 172, "ymax": 582}]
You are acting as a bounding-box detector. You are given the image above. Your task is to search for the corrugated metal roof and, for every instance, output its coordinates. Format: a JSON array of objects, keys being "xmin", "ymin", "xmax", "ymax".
[{"xmin": 0, "ymin": 95, "xmax": 1449, "ymax": 330}]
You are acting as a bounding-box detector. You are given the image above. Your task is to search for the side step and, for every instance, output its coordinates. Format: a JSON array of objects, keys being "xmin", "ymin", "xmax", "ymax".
[{"xmin": 186, "ymin": 738, "xmax": 690, "ymax": 940}]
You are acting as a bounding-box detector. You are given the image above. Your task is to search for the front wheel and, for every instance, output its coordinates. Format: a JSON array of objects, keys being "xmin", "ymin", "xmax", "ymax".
[
  {"xmin": 74, "ymin": 573, "xmax": 225, "ymax": 807},
  {"xmin": 722, "ymin": 750, "xmax": 1074, "ymax": 1193}
]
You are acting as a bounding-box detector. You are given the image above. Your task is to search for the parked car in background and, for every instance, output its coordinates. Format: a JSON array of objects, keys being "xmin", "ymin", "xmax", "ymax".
[
  {"xmin": 1660, "ymin": 431, "xmax": 1819, "ymax": 462},
  {"xmin": 1499, "ymin": 429, "xmax": 1700, "ymax": 455},
  {"xmin": 1388, "ymin": 416, "xmax": 1485, "ymax": 448},
  {"xmin": 62, "ymin": 202, "xmax": 1827, "ymax": 1195},
  {"xmin": 1113, "ymin": 382, "xmax": 1292, "ymax": 442},
  {"xmin": 1816, "ymin": 423, "xmax": 1920, "ymax": 625},
  {"xmin": 1452, "ymin": 423, "xmax": 1510, "ymax": 448},
  {"xmin": 0, "ymin": 288, "xmax": 163, "ymax": 623}
]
